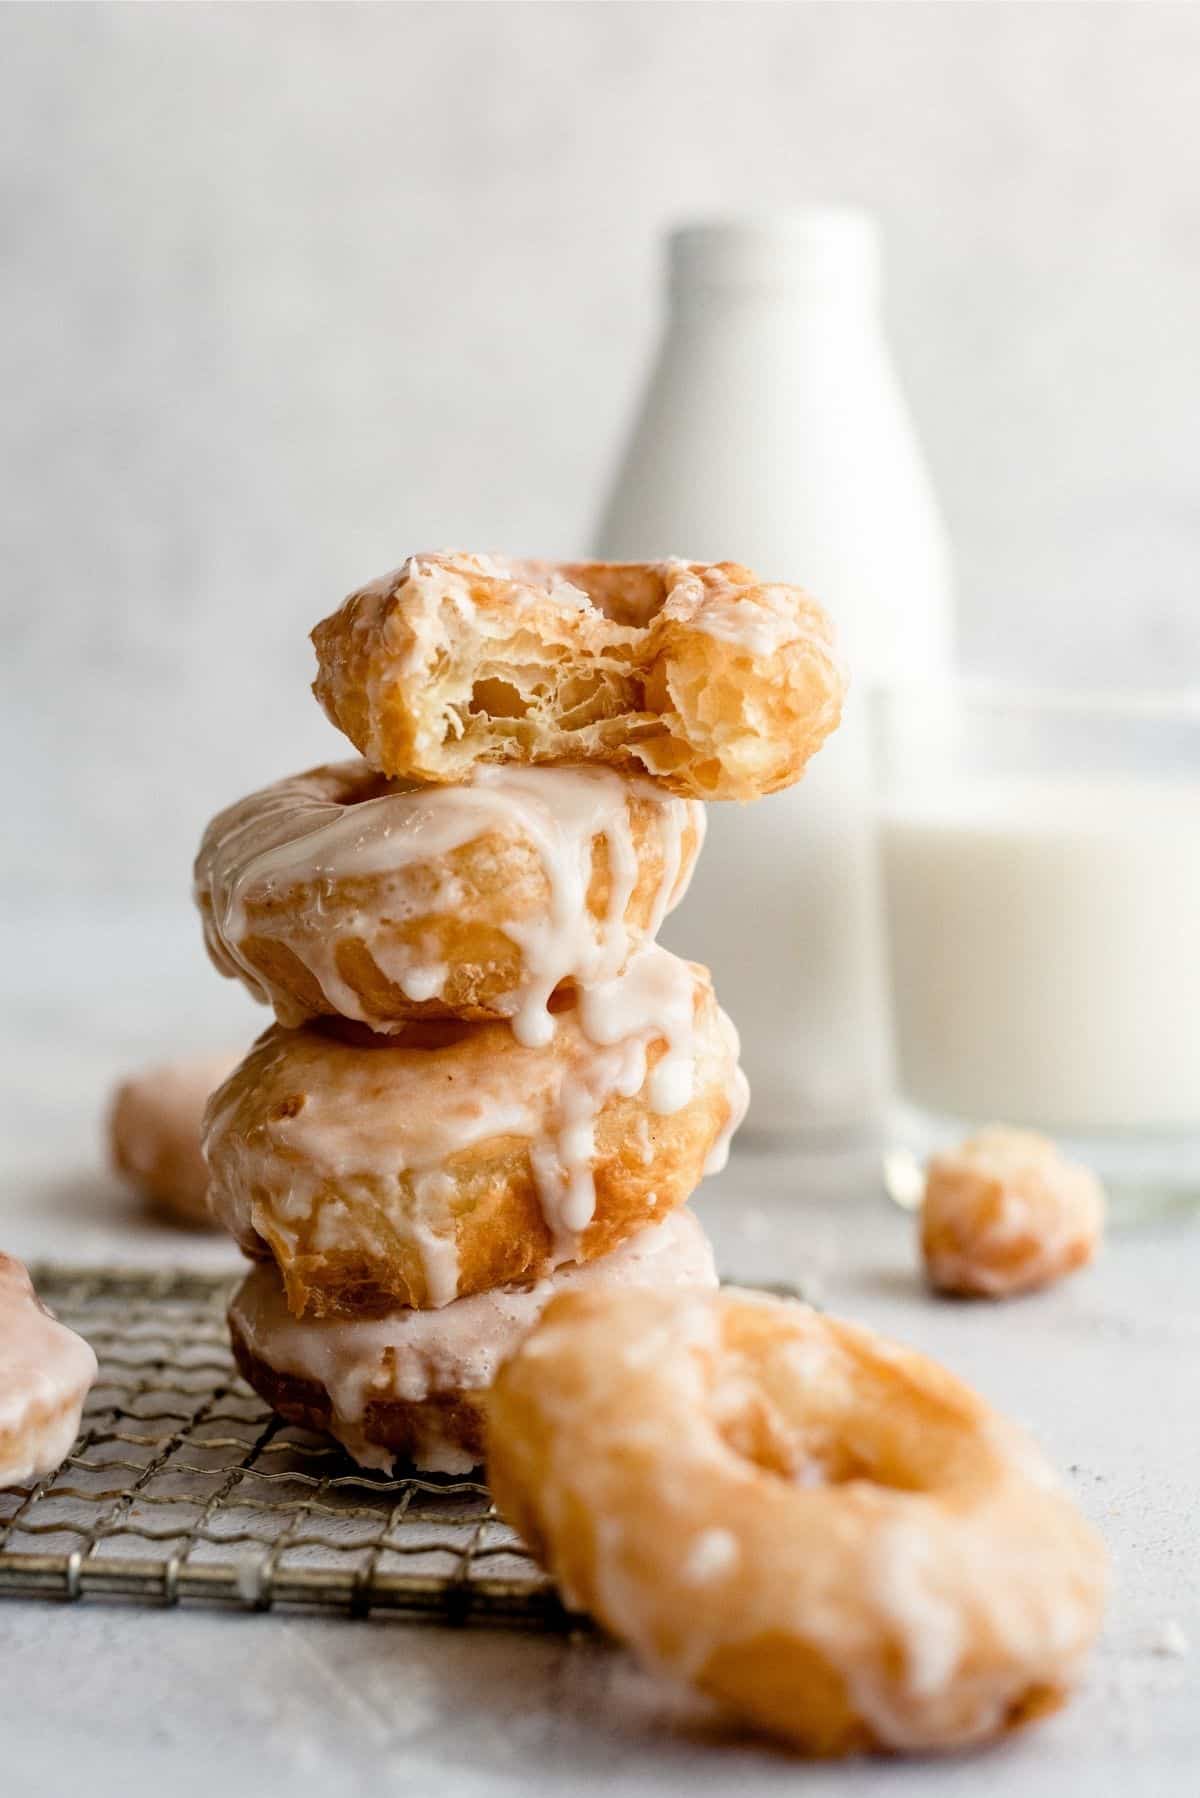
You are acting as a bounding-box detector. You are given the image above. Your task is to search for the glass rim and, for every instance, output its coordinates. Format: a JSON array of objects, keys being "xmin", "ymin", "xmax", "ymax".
[{"xmin": 870, "ymin": 676, "xmax": 1200, "ymax": 723}]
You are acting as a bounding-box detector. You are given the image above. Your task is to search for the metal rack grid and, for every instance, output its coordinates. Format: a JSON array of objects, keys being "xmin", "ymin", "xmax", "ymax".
[{"xmin": 0, "ymin": 1265, "xmax": 567, "ymax": 1624}]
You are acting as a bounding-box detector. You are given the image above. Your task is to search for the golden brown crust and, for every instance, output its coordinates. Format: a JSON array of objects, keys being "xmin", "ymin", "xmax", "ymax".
[
  {"xmin": 486, "ymin": 1288, "xmax": 1108, "ymax": 1757},
  {"xmin": 310, "ymin": 554, "xmax": 844, "ymax": 801},
  {"xmin": 229, "ymin": 1320, "xmax": 487, "ymax": 1470},
  {"xmin": 203, "ymin": 963, "xmax": 742, "ymax": 1318},
  {"xmin": 194, "ymin": 760, "xmax": 704, "ymax": 1032}
]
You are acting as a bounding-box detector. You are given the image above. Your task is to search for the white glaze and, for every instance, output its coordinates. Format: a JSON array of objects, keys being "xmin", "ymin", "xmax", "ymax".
[
  {"xmin": 579, "ymin": 945, "xmax": 701, "ymax": 1114},
  {"xmin": 681, "ymin": 1526, "xmax": 741, "ymax": 1584},
  {"xmin": 354, "ymin": 552, "xmax": 688, "ymax": 642},
  {"xmin": 205, "ymin": 953, "xmax": 746, "ymax": 1292},
  {"xmin": 406, "ymin": 1171, "xmax": 462, "ymax": 1309},
  {"xmin": 680, "ymin": 576, "xmax": 811, "ymax": 659},
  {"xmin": 196, "ymin": 760, "xmax": 703, "ymax": 1042},
  {"xmin": 0, "ymin": 1256, "xmax": 97, "ymax": 1489},
  {"xmin": 536, "ymin": 946, "xmax": 745, "ymax": 1249},
  {"xmin": 230, "ymin": 1210, "xmax": 717, "ymax": 1472}
]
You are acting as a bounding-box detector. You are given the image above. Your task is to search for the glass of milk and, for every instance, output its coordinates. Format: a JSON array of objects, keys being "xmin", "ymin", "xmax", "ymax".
[{"xmin": 874, "ymin": 682, "xmax": 1200, "ymax": 1216}]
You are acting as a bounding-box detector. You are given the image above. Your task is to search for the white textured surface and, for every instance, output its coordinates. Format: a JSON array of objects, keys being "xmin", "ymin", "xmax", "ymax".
[
  {"xmin": 1, "ymin": 912, "xmax": 1198, "ymax": 1796},
  {"xmin": 4, "ymin": 4, "xmax": 1200, "ymax": 902}
]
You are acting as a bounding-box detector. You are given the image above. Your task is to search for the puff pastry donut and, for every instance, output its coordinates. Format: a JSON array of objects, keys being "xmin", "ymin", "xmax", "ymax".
[
  {"xmin": 311, "ymin": 554, "xmax": 844, "ymax": 801},
  {"xmin": 195, "ymin": 759, "xmax": 704, "ymax": 1043},
  {"xmin": 228, "ymin": 1208, "xmax": 716, "ymax": 1475},
  {"xmin": 204, "ymin": 948, "xmax": 747, "ymax": 1319},
  {"xmin": 108, "ymin": 1050, "xmax": 241, "ymax": 1226},
  {"xmin": 1, "ymin": 1255, "xmax": 97, "ymax": 1489},
  {"xmin": 487, "ymin": 1287, "xmax": 1108, "ymax": 1757}
]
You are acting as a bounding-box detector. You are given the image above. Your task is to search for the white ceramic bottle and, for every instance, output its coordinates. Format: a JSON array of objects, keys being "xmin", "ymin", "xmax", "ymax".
[{"xmin": 594, "ymin": 212, "xmax": 954, "ymax": 1142}]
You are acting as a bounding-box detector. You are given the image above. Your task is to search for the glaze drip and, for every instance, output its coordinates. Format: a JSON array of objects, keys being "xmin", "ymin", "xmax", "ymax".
[
  {"xmin": 203, "ymin": 952, "xmax": 746, "ymax": 1303},
  {"xmin": 196, "ymin": 760, "xmax": 703, "ymax": 1041},
  {"xmin": 0, "ymin": 1255, "xmax": 98, "ymax": 1489},
  {"xmin": 230, "ymin": 1208, "xmax": 717, "ymax": 1449}
]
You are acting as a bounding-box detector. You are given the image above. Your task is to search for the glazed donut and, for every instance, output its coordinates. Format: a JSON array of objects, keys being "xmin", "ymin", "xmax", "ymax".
[
  {"xmin": 311, "ymin": 553, "xmax": 844, "ymax": 801},
  {"xmin": 487, "ymin": 1287, "xmax": 1107, "ymax": 1757},
  {"xmin": 108, "ymin": 1049, "xmax": 242, "ymax": 1227},
  {"xmin": 229, "ymin": 1208, "xmax": 716, "ymax": 1475},
  {"xmin": 921, "ymin": 1128, "xmax": 1105, "ymax": 1299},
  {"xmin": 195, "ymin": 759, "xmax": 704, "ymax": 1042},
  {"xmin": 204, "ymin": 947, "xmax": 747, "ymax": 1318},
  {"xmin": 1, "ymin": 1255, "xmax": 97, "ymax": 1489}
]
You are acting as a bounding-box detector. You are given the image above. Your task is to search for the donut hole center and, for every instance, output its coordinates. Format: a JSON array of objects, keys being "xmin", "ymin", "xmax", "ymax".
[
  {"xmin": 718, "ymin": 1403, "xmax": 882, "ymax": 1489},
  {"xmin": 566, "ymin": 566, "xmax": 669, "ymax": 628},
  {"xmin": 323, "ymin": 768, "xmax": 427, "ymax": 811},
  {"xmin": 712, "ymin": 1351, "xmax": 929, "ymax": 1494},
  {"xmin": 502, "ymin": 560, "xmax": 671, "ymax": 629}
]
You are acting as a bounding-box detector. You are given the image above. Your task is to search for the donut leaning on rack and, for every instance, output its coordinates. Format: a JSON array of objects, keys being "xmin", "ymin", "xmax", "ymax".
[
  {"xmin": 229, "ymin": 1209, "xmax": 716, "ymax": 1475},
  {"xmin": 486, "ymin": 1285, "xmax": 1108, "ymax": 1756}
]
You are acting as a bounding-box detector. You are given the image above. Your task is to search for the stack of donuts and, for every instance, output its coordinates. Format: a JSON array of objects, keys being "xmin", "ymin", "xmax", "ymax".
[{"xmin": 194, "ymin": 553, "xmax": 845, "ymax": 1473}]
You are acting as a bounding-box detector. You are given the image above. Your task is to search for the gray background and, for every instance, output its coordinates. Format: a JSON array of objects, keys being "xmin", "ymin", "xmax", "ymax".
[{"xmin": 3, "ymin": 1, "xmax": 1199, "ymax": 900}]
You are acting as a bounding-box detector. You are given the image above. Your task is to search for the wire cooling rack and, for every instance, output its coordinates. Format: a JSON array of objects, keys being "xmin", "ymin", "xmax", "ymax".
[
  {"xmin": 0, "ymin": 1265, "xmax": 564, "ymax": 1624},
  {"xmin": 2, "ymin": 1263, "xmax": 808, "ymax": 1623}
]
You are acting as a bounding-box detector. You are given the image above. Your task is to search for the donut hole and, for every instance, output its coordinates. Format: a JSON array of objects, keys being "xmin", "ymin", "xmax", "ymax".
[
  {"xmin": 310, "ymin": 763, "xmax": 412, "ymax": 808},
  {"xmin": 498, "ymin": 559, "xmax": 670, "ymax": 629},
  {"xmin": 711, "ymin": 1334, "xmax": 944, "ymax": 1495},
  {"xmin": 716, "ymin": 1400, "xmax": 886, "ymax": 1489},
  {"xmin": 559, "ymin": 564, "xmax": 670, "ymax": 629},
  {"xmin": 356, "ymin": 769, "xmax": 410, "ymax": 804}
]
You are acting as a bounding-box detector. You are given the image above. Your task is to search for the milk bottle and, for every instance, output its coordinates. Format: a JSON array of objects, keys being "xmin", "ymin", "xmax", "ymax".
[{"xmin": 595, "ymin": 212, "xmax": 954, "ymax": 1139}]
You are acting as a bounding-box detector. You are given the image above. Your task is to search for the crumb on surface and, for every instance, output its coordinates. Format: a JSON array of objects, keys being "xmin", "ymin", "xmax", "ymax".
[{"xmin": 919, "ymin": 1124, "xmax": 1104, "ymax": 1300}]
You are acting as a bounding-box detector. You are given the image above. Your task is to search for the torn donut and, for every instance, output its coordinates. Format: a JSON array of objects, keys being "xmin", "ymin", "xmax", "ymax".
[{"xmin": 311, "ymin": 554, "xmax": 844, "ymax": 801}]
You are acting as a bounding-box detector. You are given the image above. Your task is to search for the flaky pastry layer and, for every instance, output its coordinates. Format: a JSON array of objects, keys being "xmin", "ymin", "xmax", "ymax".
[
  {"xmin": 203, "ymin": 955, "xmax": 744, "ymax": 1317},
  {"xmin": 311, "ymin": 554, "xmax": 844, "ymax": 801}
]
